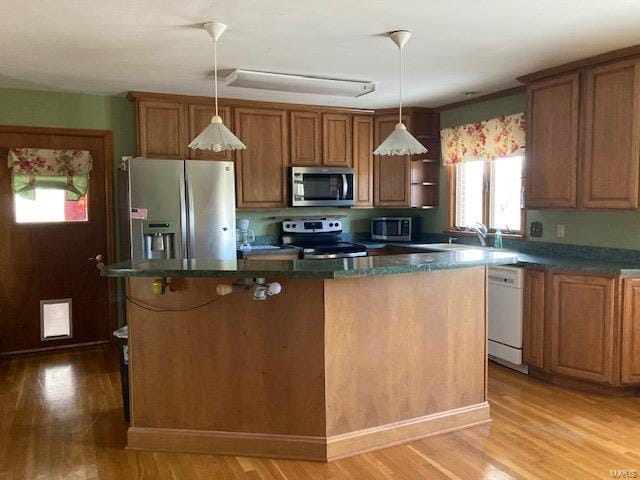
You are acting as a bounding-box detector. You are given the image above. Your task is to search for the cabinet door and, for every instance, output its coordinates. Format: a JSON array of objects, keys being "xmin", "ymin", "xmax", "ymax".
[
  {"xmin": 523, "ymin": 269, "xmax": 545, "ymax": 369},
  {"xmin": 550, "ymin": 274, "xmax": 615, "ymax": 383},
  {"xmin": 622, "ymin": 278, "xmax": 640, "ymax": 384},
  {"xmin": 322, "ymin": 113, "xmax": 352, "ymax": 166},
  {"xmin": 188, "ymin": 104, "xmax": 233, "ymax": 161},
  {"xmin": 581, "ymin": 60, "xmax": 640, "ymax": 209},
  {"xmin": 374, "ymin": 115, "xmax": 410, "ymax": 207},
  {"xmin": 234, "ymin": 107, "xmax": 289, "ymax": 209},
  {"xmin": 290, "ymin": 111, "xmax": 321, "ymax": 166},
  {"xmin": 353, "ymin": 115, "xmax": 374, "ymax": 207},
  {"xmin": 526, "ymin": 74, "xmax": 580, "ymax": 208},
  {"xmin": 137, "ymin": 100, "xmax": 188, "ymax": 159}
]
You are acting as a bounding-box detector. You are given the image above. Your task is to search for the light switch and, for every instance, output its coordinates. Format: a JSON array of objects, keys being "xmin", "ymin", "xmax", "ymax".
[{"xmin": 556, "ymin": 224, "xmax": 565, "ymax": 238}]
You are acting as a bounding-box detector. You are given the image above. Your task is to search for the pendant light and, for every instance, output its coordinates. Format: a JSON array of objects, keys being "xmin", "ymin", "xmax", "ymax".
[
  {"xmin": 189, "ymin": 22, "xmax": 246, "ymax": 152},
  {"xmin": 373, "ymin": 30, "xmax": 427, "ymax": 156}
]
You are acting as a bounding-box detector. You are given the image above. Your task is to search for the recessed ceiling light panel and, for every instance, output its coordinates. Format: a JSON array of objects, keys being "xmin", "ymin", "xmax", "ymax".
[{"xmin": 224, "ymin": 69, "xmax": 375, "ymax": 97}]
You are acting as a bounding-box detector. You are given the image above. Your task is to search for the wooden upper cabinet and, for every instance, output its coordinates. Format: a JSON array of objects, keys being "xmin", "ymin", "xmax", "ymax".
[
  {"xmin": 290, "ymin": 111, "xmax": 321, "ymax": 166},
  {"xmin": 523, "ymin": 269, "xmax": 545, "ymax": 369},
  {"xmin": 374, "ymin": 114, "xmax": 410, "ymax": 207},
  {"xmin": 549, "ymin": 274, "xmax": 615, "ymax": 384},
  {"xmin": 581, "ymin": 60, "xmax": 640, "ymax": 209},
  {"xmin": 322, "ymin": 113, "xmax": 352, "ymax": 166},
  {"xmin": 234, "ymin": 107, "xmax": 289, "ymax": 209},
  {"xmin": 188, "ymin": 104, "xmax": 233, "ymax": 161},
  {"xmin": 137, "ymin": 100, "xmax": 188, "ymax": 159},
  {"xmin": 353, "ymin": 116, "xmax": 374, "ymax": 207},
  {"xmin": 622, "ymin": 278, "xmax": 640, "ymax": 384},
  {"xmin": 526, "ymin": 73, "xmax": 580, "ymax": 208}
]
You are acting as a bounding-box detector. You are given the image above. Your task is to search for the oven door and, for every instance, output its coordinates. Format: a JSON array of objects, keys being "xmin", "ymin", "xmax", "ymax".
[{"xmin": 291, "ymin": 167, "xmax": 354, "ymax": 207}]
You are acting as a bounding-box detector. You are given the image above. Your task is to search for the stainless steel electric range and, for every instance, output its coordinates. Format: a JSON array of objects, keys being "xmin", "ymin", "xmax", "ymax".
[{"xmin": 280, "ymin": 219, "xmax": 367, "ymax": 259}]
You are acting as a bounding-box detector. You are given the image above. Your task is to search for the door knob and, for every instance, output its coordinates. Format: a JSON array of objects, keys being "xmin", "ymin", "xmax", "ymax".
[{"xmin": 89, "ymin": 254, "xmax": 104, "ymax": 262}]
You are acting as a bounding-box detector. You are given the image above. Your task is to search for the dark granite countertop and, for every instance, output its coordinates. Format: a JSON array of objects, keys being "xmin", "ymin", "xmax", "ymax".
[
  {"xmin": 360, "ymin": 242, "xmax": 640, "ymax": 276},
  {"xmin": 101, "ymin": 250, "xmax": 518, "ymax": 279},
  {"xmin": 511, "ymin": 253, "xmax": 640, "ymax": 276},
  {"xmin": 236, "ymin": 245, "xmax": 300, "ymax": 257}
]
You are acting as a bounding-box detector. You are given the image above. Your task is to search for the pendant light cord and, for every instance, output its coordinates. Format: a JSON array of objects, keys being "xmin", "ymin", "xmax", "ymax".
[
  {"xmin": 213, "ymin": 37, "xmax": 219, "ymax": 118},
  {"xmin": 398, "ymin": 44, "xmax": 403, "ymax": 125}
]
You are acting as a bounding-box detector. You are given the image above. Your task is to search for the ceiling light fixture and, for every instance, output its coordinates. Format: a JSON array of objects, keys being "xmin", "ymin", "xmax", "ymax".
[
  {"xmin": 189, "ymin": 22, "xmax": 246, "ymax": 153},
  {"xmin": 225, "ymin": 69, "xmax": 375, "ymax": 97},
  {"xmin": 373, "ymin": 30, "xmax": 427, "ymax": 157}
]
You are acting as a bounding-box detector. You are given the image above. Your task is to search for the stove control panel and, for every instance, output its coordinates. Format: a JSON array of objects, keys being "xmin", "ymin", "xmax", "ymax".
[{"xmin": 282, "ymin": 219, "xmax": 342, "ymax": 233}]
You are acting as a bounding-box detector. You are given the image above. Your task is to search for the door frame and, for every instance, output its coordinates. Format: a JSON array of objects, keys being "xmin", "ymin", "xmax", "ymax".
[{"xmin": 0, "ymin": 125, "xmax": 116, "ymax": 353}]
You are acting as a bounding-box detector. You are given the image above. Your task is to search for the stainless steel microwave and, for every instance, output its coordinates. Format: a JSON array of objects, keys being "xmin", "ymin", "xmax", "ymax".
[
  {"xmin": 290, "ymin": 166, "xmax": 355, "ymax": 207},
  {"xmin": 371, "ymin": 217, "xmax": 418, "ymax": 242}
]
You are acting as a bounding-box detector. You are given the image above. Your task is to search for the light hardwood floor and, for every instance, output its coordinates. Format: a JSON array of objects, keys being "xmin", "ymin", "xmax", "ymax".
[{"xmin": 0, "ymin": 347, "xmax": 639, "ymax": 479}]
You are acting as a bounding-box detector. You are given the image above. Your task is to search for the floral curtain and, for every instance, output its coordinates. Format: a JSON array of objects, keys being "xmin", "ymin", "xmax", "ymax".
[
  {"xmin": 440, "ymin": 113, "xmax": 526, "ymax": 165},
  {"xmin": 7, "ymin": 148, "xmax": 92, "ymax": 200}
]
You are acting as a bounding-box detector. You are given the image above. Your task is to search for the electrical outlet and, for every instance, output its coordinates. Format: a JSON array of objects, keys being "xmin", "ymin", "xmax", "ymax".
[
  {"xmin": 530, "ymin": 221, "xmax": 543, "ymax": 238},
  {"xmin": 556, "ymin": 224, "xmax": 565, "ymax": 238}
]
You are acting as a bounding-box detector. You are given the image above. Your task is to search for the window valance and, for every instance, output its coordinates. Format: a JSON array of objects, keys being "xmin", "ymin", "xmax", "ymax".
[
  {"xmin": 7, "ymin": 148, "xmax": 92, "ymax": 200},
  {"xmin": 440, "ymin": 113, "xmax": 526, "ymax": 165}
]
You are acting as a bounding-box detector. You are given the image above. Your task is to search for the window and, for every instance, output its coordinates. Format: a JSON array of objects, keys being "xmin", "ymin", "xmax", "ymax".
[
  {"xmin": 15, "ymin": 188, "xmax": 88, "ymax": 223},
  {"xmin": 451, "ymin": 156, "xmax": 523, "ymax": 234}
]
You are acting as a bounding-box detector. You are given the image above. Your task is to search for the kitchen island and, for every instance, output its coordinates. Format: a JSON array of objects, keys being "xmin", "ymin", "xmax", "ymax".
[{"xmin": 103, "ymin": 250, "xmax": 517, "ymax": 461}]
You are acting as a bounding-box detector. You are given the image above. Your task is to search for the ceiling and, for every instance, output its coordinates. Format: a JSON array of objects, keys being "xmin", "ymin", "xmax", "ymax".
[{"xmin": 2, "ymin": 0, "xmax": 640, "ymax": 109}]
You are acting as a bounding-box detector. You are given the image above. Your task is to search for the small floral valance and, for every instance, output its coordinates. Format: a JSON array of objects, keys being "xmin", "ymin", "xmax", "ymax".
[
  {"xmin": 440, "ymin": 113, "xmax": 526, "ymax": 165},
  {"xmin": 7, "ymin": 148, "xmax": 92, "ymax": 200}
]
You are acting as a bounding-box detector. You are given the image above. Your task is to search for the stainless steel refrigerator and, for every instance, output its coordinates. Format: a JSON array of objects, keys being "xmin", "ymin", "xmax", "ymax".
[{"xmin": 122, "ymin": 157, "xmax": 236, "ymax": 261}]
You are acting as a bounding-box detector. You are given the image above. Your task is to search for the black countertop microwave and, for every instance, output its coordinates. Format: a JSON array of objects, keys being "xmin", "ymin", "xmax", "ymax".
[{"xmin": 371, "ymin": 217, "xmax": 419, "ymax": 242}]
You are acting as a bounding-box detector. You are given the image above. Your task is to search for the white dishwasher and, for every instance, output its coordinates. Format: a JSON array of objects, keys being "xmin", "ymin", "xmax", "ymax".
[{"xmin": 488, "ymin": 266, "xmax": 527, "ymax": 373}]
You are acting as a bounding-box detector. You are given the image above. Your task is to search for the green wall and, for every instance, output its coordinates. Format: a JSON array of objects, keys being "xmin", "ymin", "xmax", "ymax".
[
  {"xmin": 425, "ymin": 91, "xmax": 640, "ymax": 249},
  {"xmin": 0, "ymin": 87, "xmax": 136, "ymax": 171}
]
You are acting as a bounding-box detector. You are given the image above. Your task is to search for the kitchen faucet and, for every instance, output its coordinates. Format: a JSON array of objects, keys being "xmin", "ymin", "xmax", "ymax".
[{"xmin": 469, "ymin": 222, "xmax": 488, "ymax": 247}]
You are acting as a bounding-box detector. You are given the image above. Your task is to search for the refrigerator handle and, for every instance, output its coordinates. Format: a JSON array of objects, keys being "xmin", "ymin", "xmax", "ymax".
[
  {"xmin": 179, "ymin": 172, "xmax": 188, "ymax": 259},
  {"xmin": 187, "ymin": 173, "xmax": 196, "ymax": 259}
]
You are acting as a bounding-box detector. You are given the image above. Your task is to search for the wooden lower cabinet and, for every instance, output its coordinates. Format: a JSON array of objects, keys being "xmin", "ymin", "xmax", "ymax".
[
  {"xmin": 622, "ymin": 278, "xmax": 640, "ymax": 384},
  {"xmin": 549, "ymin": 273, "xmax": 615, "ymax": 384},
  {"xmin": 523, "ymin": 269, "xmax": 545, "ymax": 368}
]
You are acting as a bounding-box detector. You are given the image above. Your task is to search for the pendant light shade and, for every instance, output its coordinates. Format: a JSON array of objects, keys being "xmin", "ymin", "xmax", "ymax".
[
  {"xmin": 189, "ymin": 115, "xmax": 246, "ymax": 151},
  {"xmin": 189, "ymin": 22, "xmax": 246, "ymax": 152},
  {"xmin": 374, "ymin": 30, "xmax": 427, "ymax": 156},
  {"xmin": 374, "ymin": 123, "xmax": 427, "ymax": 156}
]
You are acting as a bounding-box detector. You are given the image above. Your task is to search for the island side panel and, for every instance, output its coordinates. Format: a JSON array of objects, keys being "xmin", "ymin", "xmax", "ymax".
[
  {"xmin": 323, "ymin": 267, "xmax": 488, "ymax": 459},
  {"xmin": 126, "ymin": 277, "xmax": 327, "ymax": 439}
]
